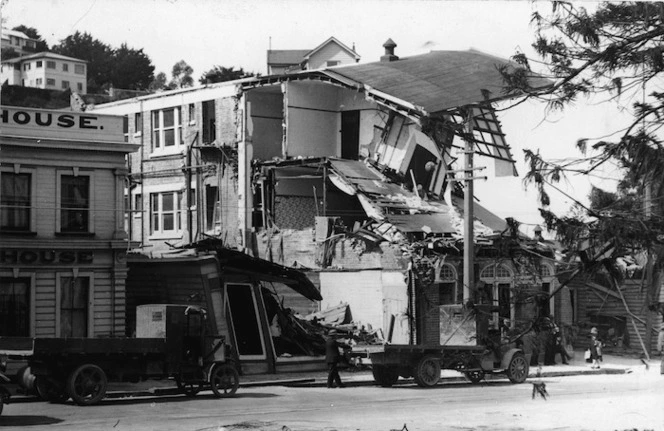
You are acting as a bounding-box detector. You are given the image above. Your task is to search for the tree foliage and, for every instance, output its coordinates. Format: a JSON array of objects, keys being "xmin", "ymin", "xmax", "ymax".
[
  {"xmin": 170, "ymin": 60, "xmax": 194, "ymax": 89},
  {"xmin": 502, "ymin": 2, "xmax": 664, "ymax": 251},
  {"xmin": 501, "ymin": 1, "xmax": 664, "ymax": 316},
  {"xmin": 111, "ymin": 44, "xmax": 155, "ymax": 90},
  {"xmin": 199, "ymin": 65, "xmax": 254, "ymax": 84},
  {"xmin": 51, "ymin": 31, "xmax": 155, "ymax": 93},
  {"xmin": 149, "ymin": 72, "xmax": 169, "ymax": 92}
]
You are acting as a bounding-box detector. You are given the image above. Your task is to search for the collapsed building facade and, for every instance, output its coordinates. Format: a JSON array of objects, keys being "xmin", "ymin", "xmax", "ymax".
[{"xmin": 93, "ymin": 42, "xmax": 565, "ymax": 371}]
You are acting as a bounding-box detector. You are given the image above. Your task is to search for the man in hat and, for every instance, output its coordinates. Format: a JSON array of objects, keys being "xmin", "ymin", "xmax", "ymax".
[{"xmin": 325, "ymin": 329, "xmax": 345, "ymax": 388}]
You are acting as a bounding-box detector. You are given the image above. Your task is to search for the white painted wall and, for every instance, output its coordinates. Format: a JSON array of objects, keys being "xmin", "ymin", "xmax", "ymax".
[
  {"xmin": 307, "ymin": 42, "xmax": 357, "ymax": 69},
  {"xmin": 285, "ymin": 81, "xmax": 339, "ymax": 157},
  {"xmin": 320, "ymin": 269, "xmax": 409, "ymax": 342},
  {"xmin": 246, "ymin": 90, "xmax": 283, "ymax": 160}
]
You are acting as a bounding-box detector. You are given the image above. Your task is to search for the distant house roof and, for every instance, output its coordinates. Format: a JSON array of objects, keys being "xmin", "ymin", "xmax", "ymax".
[
  {"xmin": 1, "ymin": 29, "xmax": 36, "ymax": 41},
  {"xmin": 267, "ymin": 49, "xmax": 311, "ymax": 66},
  {"xmin": 1, "ymin": 51, "xmax": 87, "ymax": 64},
  {"xmin": 267, "ymin": 37, "xmax": 360, "ymax": 70},
  {"xmin": 326, "ymin": 49, "xmax": 550, "ymax": 114},
  {"xmin": 303, "ymin": 36, "xmax": 360, "ymax": 61}
]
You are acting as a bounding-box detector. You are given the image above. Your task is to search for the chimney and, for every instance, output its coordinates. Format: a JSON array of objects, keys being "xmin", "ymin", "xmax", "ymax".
[{"xmin": 381, "ymin": 38, "xmax": 399, "ymax": 62}]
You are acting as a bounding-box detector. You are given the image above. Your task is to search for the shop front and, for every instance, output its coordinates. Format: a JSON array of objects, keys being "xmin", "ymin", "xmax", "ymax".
[{"xmin": 0, "ymin": 106, "xmax": 137, "ymax": 373}]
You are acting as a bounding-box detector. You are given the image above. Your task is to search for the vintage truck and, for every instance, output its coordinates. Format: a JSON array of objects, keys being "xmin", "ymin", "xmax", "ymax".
[
  {"xmin": 0, "ymin": 304, "xmax": 239, "ymax": 406},
  {"xmin": 353, "ymin": 303, "xmax": 529, "ymax": 387}
]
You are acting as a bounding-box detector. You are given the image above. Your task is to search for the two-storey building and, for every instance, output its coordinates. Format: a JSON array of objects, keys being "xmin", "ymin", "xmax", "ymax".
[
  {"xmin": 93, "ymin": 44, "xmax": 568, "ymax": 372},
  {"xmin": 1, "ymin": 52, "xmax": 88, "ymax": 93},
  {"xmin": 267, "ymin": 36, "xmax": 360, "ymax": 74},
  {"xmin": 1, "ymin": 28, "xmax": 38, "ymax": 56},
  {"xmin": 0, "ymin": 107, "xmax": 137, "ymax": 355}
]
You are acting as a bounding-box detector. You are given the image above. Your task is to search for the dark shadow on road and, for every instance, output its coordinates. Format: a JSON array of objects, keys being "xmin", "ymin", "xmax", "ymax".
[
  {"xmin": 96, "ymin": 391, "xmax": 279, "ymax": 407},
  {"xmin": 390, "ymin": 380, "xmax": 530, "ymax": 390},
  {"xmin": 0, "ymin": 415, "xmax": 64, "ymax": 426}
]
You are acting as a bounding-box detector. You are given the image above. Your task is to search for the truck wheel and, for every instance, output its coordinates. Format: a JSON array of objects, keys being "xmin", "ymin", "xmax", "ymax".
[
  {"xmin": 412, "ymin": 355, "xmax": 441, "ymax": 387},
  {"xmin": 67, "ymin": 364, "xmax": 108, "ymax": 406},
  {"xmin": 372, "ymin": 365, "xmax": 399, "ymax": 387},
  {"xmin": 176, "ymin": 376, "xmax": 203, "ymax": 397},
  {"xmin": 506, "ymin": 352, "xmax": 529, "ymax": 383},
  {"xmin": 464, "ymin": 370, "xmax": 485, "ymax": 384},
  {"xmin": 210, "ymin": 364, "xmax": 239, "ymax": 397},
  {"xmin": 35, "ymin": 376, "xmax": 69, "ymax": 403}
]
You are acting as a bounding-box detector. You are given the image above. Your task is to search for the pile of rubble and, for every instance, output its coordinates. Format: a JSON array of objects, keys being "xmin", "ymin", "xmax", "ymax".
[{"xmin": 271, "ymin": 300, "xmax": 385, "ymax": 358}]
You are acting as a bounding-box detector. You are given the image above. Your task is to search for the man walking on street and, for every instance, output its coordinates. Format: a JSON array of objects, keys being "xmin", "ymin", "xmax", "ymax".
[{"xmin": 326, "ymin": 330, "xmax": 345, "ymax": 388}]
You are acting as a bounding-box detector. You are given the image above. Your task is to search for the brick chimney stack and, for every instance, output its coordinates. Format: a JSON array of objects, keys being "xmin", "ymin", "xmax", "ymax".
[{"xmin": 381, "ymin": 38, "xmax": 399, "ymax": 62}]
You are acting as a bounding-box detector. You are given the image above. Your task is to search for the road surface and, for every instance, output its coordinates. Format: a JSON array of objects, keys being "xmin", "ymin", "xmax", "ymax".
[{"xmin": 0, "ymin": 371, "xmax": 661, "ymax": 431}]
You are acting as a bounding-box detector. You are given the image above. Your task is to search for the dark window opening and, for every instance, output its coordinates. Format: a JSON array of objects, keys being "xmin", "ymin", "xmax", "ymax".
[
  {"xmin": 0, "ymin": 277, "xmax": 30, "ymax": 336},
  {"xmin": 60, "ymin": 276, "xmax": 88, "ymax": 337},
  {"xmin": 61, "ymin": 175, "xmax": 90, "ymax": 232},
  {"xmin": 202, "ymin": 100, "xmax": 216, "ymax": 144},
  {"xmin": 226, "ymin": 284, "xmax": 264, "ymax": 356},
  {"xmin": 1, "ymin": 172, "xmax": 31, "ymax": 231}
]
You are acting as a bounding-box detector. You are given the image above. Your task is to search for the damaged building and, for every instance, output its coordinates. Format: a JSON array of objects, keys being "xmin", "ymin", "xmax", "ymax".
[{"xmin": 93, "ymin": 40, "xmax": 562, "ymax": 372}]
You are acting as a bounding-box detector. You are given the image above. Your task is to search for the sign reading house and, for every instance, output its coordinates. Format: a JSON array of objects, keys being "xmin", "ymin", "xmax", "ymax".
[{"xmin": 1, "ymin": 106, "xmax": 124, "ymax": 143}]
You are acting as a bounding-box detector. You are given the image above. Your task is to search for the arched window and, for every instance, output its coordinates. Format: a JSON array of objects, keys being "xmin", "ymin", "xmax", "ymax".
[
  {"xmin": 438, "ymin": 263, "xmax": 458, "ymax": 305},
  {"xmin": 480, "ymin": 263, "xmax": 514, "ymax": 327}
]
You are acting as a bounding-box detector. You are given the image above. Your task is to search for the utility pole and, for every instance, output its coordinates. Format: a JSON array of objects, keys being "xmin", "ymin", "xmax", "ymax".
[
  {"xmin": 645, "ymin": 179, "xmax": 653, "ymax": 355},
  {"xmin": 463, "ymin": 108, "xmax": 475, "ymax": 303}
]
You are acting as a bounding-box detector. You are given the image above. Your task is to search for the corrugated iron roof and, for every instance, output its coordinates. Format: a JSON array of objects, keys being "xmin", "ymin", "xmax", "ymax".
[
  {"xmin": 451, "ymin": 194, "xmax": 507, "ymax": 233},
  {"xmin": 329, "ymin": 49, "xmax": 550, "ymax": 114},
  {"xmin": 386, "ymin": 213, "xmax": 457, "ymax": 234}
]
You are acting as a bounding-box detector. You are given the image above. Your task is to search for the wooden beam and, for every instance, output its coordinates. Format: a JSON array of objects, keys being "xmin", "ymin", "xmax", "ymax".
[{"xmin": 585, "ymin": 282, "xmax": 621, "ymax": 300}]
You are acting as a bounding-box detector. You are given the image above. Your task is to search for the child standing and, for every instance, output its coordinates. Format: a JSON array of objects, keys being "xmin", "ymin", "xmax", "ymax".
[{"xmin": 588, "ymin": 327, "xmax": 602, "ymax": 369}]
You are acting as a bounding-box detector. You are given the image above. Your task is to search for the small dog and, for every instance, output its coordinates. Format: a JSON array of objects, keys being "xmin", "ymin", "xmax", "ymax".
[{"xmin": 532, "ymin": 382, "xmax": 549, "ymax": 400}]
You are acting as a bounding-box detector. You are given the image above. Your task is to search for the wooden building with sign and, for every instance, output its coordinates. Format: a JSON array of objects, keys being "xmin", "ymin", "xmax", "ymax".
[{"xmin": 0, "ymin": 106, "xmax": 137, "ymax": 357}]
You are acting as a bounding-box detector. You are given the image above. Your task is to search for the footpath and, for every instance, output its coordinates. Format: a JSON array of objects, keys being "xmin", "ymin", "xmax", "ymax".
[{"xmin": 7, "ymin": 350, "xmax": 662, "ymax": 403}]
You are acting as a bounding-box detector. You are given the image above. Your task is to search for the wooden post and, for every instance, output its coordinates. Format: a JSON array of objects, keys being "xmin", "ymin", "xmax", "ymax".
[
  {"xmin": 463, "ymin": 108, "xmax": 475, "ymax": 303},
  {"xmin": 644, "ymin": 180, "xmax": 653, "ymax": 354},
  {"xmin": 611, "ymin": 274, "xmax": 650, "ymax": 360}
]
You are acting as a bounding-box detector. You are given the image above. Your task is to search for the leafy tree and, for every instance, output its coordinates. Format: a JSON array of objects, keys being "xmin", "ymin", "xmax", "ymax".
[
  {"xmin": 500, "ymin": 1, "xmax": 664, "ymax": 351},
  {"xmin": 199, "ymin": 65, "xmax": 254, "ymax": 84},
  {"xmin": 1, "ymin": 47, "xmax": 20, "ymax": 60},
  {"xmin": 12, "ymin": 25, "xmax": 49, "ymax": 52},
  {"xmin": 149, "ymin": 72, "xmax": 169, "ymax": 92},
  {"xmin": 111, "ymin": 43, "xmax": 155, "ymax": 90},
  {"xmin": 170, "ymin": 60, "xmax": 194, "ymax": 89},
  {"xmin": 51, "ymin": 31, "xmax": 156, "ymax": 93},
  {"xmin": 52, "ymin": 31, "xmax": 113, "ymax": 93}
]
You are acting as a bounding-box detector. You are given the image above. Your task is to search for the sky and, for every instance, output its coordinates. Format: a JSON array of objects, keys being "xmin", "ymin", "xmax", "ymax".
[{"xmin": 1, "ymin": 0, "xmax": 631, "ymax": 236}]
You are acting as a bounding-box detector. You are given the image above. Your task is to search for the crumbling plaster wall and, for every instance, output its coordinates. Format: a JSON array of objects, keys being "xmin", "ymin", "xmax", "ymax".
[
  {"xmin": 256, "ymin": 228, "xmax": 408, "ymax": 271},
  {"xmin": 246, "ymin": 90, "xmax": 283, "ymax": 160}
]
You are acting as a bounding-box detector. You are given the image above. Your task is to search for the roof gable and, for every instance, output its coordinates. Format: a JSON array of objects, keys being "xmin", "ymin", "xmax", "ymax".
[{"xmin": 304, "ymin": 36, "xmax": 360, "ymax": 60}]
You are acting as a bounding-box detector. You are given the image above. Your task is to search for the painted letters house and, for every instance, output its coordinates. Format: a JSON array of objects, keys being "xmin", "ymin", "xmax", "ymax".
[
  {"xmin": 92, "ymin": 42, "xmax": 563, "ymax": 365},
  {"xmin": 0, "ymin": 107, "xmax": 137, "ymax": 365}
]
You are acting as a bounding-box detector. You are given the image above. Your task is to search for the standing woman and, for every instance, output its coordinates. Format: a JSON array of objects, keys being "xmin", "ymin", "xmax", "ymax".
[{"xmin": 588, "ymin": 327, "xmax": 602, "ymax": 369}]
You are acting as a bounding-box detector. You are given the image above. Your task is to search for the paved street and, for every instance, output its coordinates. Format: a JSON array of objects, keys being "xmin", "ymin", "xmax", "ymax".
[{"xmin": 1, "ymin": 365, "xmax": 661, "ymax": 431}]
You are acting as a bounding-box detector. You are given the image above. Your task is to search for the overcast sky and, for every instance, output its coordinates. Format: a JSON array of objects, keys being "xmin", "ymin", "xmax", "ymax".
[{"xmin": 2, "ymin": 0, "xmax": 629, "ymax": 235}]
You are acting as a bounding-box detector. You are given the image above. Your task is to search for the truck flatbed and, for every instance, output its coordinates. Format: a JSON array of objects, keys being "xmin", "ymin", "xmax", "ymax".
[{"xmin": 0, "ymin": 337, "xmax": 167, "ymax": 358}]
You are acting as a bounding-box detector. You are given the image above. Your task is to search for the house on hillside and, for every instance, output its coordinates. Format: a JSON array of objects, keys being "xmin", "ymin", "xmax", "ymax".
[
  {"xmin": 92, "ymin": 40, "xmax": 567, "ymax": 372},
  {"xmin": 267, "ymin": 36, "xmax": 360, "ymax": 74},
  {"xmin": 1, "ymin": 52, "xmax": 88, "ymax": 94},
  {"xmin": 1, "ymin": 28, "xmax": 38, "ymax": 56}
]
